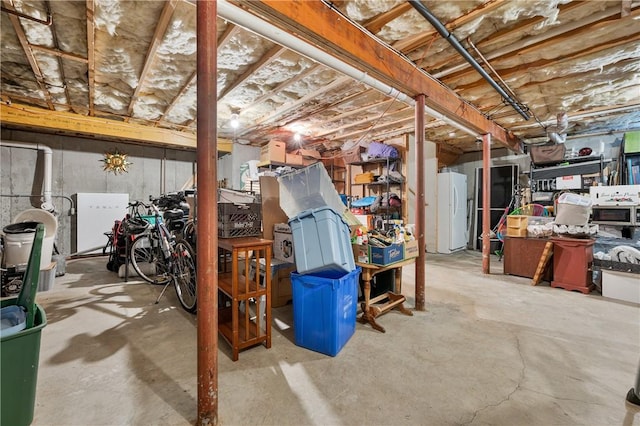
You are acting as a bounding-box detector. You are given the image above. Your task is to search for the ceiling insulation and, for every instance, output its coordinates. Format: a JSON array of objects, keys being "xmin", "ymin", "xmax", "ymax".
[{"xmin": 1, "ymin": 0, "xmax": 639, "ymax": 153}]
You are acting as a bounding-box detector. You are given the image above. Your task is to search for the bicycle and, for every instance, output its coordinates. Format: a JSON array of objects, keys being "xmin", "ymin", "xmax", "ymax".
[{"xmin": 128, "ymin": 200, "xmax": 197, "ymax": 313}]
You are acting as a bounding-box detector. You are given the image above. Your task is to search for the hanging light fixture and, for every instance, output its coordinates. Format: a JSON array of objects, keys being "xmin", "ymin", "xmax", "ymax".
[{"xmin": 229, "ymin": 113, "xmax": 240, "ymax": 129}]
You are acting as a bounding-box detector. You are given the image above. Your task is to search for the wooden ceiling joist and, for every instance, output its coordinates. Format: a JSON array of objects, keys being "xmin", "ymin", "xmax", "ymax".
[
  {"xmin": 4, "ymin": 0, "xmax": 54, "ymax": 110},
  {"xmin": 218, "ymin": 45, "xmax": 286, "ymax": 101},
  {"xmin": 245, "ymin": 0, "xmax": 520, "ymax": 150},
  {"xmin": 450, "ymin": 32, "xmax": 640, "ymax": 93},
  {"xmin": 86, "ymin": 0, "xmax": 95, "ymax": 115},
  {"xmin": 240, "ymin": 75, "xmax": 352, "ymax": 135},
  {"xmin": 127, "ymin": 0, "xmax": 178, "ymax": 117},
  {"xmin": 433, "ymin": 4, "xmax": 631, "ymax": 80},
  {"xmin": 29, "ymin": 44, "xmax": 88, "ymax": 63},
  {"xmin": 363, "ymin": 2, "xmax": 412, "ymax": 34},
  {"xmin": 241, "ymin": 63, "xmax": 322, "ymax": 112},
  {"xmin": 393, "ymin": 0, "xmax": 506, "ymax": 53}
]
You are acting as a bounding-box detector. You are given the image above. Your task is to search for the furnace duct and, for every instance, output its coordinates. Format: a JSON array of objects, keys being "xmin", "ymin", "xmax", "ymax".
[{"xmin": 547, "ymin": 112, "xmax": 568, "ymax": 144}]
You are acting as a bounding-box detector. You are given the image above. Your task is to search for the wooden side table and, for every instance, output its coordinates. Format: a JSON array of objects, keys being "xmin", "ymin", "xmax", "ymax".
[
  {"xmin": 356, "ymin": 258, "xmax": 415, "ymax": 333},
  {"xmin": 218, "ymin": 237, "xmax": 272, "ymax": 361}
]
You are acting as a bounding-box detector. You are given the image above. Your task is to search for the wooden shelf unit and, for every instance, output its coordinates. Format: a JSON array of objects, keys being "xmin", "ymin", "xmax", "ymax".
[{"xmin": 217, "ymin": 237, "xmax": 273, "ymax": 361}]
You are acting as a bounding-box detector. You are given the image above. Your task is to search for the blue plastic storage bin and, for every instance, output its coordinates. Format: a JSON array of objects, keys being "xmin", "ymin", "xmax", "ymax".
[
  {"xmin": 288, "ymin": 206, "xmax": 355, "ymax": 278},
  {"xmin": 291, "ymin": 267, "xmax": 361, "ymax": 356}
]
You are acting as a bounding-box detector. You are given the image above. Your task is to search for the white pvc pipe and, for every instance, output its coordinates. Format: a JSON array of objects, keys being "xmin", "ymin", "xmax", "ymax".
[
  {"xmin": 0, "ymin": 140, "xmax": 54, "ymax": 211},
  {"xmin": 217, "ymin": 0, "xmax": 481, "ymax": 138}
]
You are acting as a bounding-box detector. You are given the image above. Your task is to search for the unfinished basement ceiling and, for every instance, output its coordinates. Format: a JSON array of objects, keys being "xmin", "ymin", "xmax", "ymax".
[{"xmin": 1, "ymin": 0, "xmax": 639, "ymax": 154}]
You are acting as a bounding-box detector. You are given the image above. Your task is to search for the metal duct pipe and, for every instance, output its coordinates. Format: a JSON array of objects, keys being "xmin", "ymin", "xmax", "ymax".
[
  {"xmin": 408, "ymin": 0, "xmax": 531, "ymax": 121},
  {"xmin": 217, "ymin": 0, "xmax": 481, "ymax": 138},
  {"xmin": 547, "ymin": 112, "xmax": 569, "ymax": 144},
  {"xmin": 0, "ymin": 141, "xmax": 54, "ymax": 211}
]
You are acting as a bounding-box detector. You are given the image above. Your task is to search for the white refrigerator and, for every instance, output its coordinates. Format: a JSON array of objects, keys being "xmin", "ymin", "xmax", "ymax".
[{"xmin": 437, "ymin": 172, "xmax": 468, "ymax": 253}]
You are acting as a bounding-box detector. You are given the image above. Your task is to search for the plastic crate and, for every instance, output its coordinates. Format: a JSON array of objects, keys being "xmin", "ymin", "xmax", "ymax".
[
  {"xmin": 218, "ymin": 202, "xmax": 262, "ymax": 238},
  {"xmin": 288, "ymin": 206, "xmax": 355, "ymax": 277},
  {"xmin": 218, "ymin": 202, "xmax": 261, "ymax": 216},
  {"xmin": 291, "ymin": 267, "xmax": 361, "ymax": 356},
  {"xmin": 277, "ymin": 162, "xmax": 346, "ymax": 218}
]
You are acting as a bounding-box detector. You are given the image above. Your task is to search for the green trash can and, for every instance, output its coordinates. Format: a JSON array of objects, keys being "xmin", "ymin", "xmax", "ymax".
[{"xmin": 1, "ymin": 300, "xmax": 47, "ymax": 426}]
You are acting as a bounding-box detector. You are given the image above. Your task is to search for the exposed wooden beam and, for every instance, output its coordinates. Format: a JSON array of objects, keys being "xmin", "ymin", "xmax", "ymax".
[
  {"xmin": 476, "ymin": 1, "xmax": 586, "ymax": 51},
  {"xmin": 316, "ymin": 105, "xmax": 412, "ymax": 138},
  {"xmin": 432, "ymin": 4, "xmax": 626, "ymax": 79},
  {"xmin": 218, "ymin": 22, "xmax": 240, "ymax": 47},
  {"xmin": 127, "ymin": 0, "xmax": 178, "ymax": 117},
  {"xmin": 333, "ymin": 115, "xmax": 414, "ymax": 141},
  {"xmin": 159, "ymin": 21, "xmax": 239, "ymax": 124},
  {"xmin": 29, "ymin": 44, "xmax": 88, "ymax": 63},
  {"xmin": 321, "ymin": 96, "xmax": 394, "ymax": 125},
  {"xmin": 159, "ymin": 71, "xmax": 196, "ymax": 124},
  {"xmin": 218, "ymin": 45, "xmax": 285, "ymax": 100},
  {"xmin": 241, "ymin": 63, "xmax": 322, "ymax": 112},
  {"xmin": 0, "ymin": 102, "xmax": 232, "ymax": 151},
  {"xmin": 245, "ymin": 1, "xmax": 519, "ymax": 149},
  {"xmin": 240, "ymin": 75, "xmax": 352, "ymax": 135},
  {"xmin": 363, "ymin": 2, "xmax": 412, "ymax": 34},
  {"xmin": 450, "ymin": 33, "xmax": 640, "ymax": 92},
  {"xmin": 393, "ymin": 0, "xmax": 506, "ymax": 53},
  {"xmin": 44, "ymin": 0, "xmax": 74, "ymax": 113},
  {"xmin": 86, "ymin": 0, "xmax": 95, "ymax": 115},
  {"xmin": 4, "ymin": 0, "xmax": 54, "ymax": 109}
]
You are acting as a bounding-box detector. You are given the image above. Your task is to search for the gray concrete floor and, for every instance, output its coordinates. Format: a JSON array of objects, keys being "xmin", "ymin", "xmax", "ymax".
[{"xmin": 30, "ymin": 251, "xmax": 640, "ymax": 425}]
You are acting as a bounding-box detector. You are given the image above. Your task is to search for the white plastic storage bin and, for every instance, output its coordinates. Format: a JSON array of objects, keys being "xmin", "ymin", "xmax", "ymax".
[
  {"xmin": 278, "ymin": 162, "xmax": 346, "ymax": 219},
  {"xmin": 288, "ymin": 206, "xmax": 355, "ymax": 278}
]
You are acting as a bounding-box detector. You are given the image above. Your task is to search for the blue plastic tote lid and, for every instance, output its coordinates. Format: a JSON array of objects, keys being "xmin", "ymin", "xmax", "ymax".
[{"xmin": 1, "ymin": 305, "xmax": 27, "ymax": 338}]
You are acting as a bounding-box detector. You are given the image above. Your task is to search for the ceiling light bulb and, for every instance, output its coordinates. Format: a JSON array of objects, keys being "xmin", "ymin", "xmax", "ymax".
[
  {"xmin": 294, "ymin": 133, "xmax": 301, "ymax": 142},
  {"xmin": 230, "ymin": 113, "xmax": 240, "ymax": 129}
]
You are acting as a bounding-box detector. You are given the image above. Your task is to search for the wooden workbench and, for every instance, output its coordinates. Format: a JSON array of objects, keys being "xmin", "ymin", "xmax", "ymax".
[{"xmin": 356, "ymin": 258, "xmax": 415, "ymax": 333}]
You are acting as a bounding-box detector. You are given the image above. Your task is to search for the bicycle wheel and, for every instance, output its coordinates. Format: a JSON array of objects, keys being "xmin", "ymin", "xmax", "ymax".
[
  {"xmin": 130, "ymin": 234, "xmax": 172, "ymax": 285},
  {"xmin": 172, "ymin": 239, "xmax": 197, "ymax": 313}
]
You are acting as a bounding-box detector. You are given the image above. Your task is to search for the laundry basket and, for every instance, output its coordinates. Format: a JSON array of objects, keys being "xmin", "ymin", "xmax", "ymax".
[{"xmin": 1, "ymin": 224, "xmax": 47, "ymax": 426}]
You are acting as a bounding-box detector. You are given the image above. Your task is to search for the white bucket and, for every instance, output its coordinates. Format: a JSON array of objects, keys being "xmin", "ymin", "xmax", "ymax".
[
  {"xmin": 13, "ymin": 209, "xmax": 58, "ymax": 269},
  {"xmin": 3, "ymin": 221, "xmax": 39, "ymax": 268}
]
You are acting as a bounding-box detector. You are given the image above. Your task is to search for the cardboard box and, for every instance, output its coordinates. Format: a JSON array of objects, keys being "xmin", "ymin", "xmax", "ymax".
[
  {"xmin": 260, "ymin": 139, "xmax": 286, "ymax": 164},
  {"xmin": 352, "ymin": 243, "xmax": 369, "ymax": 264},
  {"xmin": 296, "ymin": 148, "xmax": 321, "ymax": 160},
  {"xmin": 342, "ymin": 145, "xmax": 365, "ymax": 164},
  {"xmin": 369, "ymin": 243, "xmax": 404, "ymax": 266},
  {"xmin": 273, "ymin": 223, "xmax": 295, "ymax": 263},
  {"xmin": 602, "ymin": 270, "xmax": 640, "ymax": 304},
  {"xmin": 354, "ymin": 214, "xmax": 374, "ymax": 230},
  {"xmin": 253, "ymin": 257, "xmax": 295, "ymax": 308},
  {"xmin": 285, "ymin": 153, "xmax": 304, "ymax": 166},
  {"xmin": 272, "ymin": 263, "xmax": 296, "ymax": 308},
  {"xmin": 302, "ymin": 158, "xmax": 319, "ymax": 166},
  {"xmin": 404, "ymin": 240, "xmax": 419, "ymax": 259}
]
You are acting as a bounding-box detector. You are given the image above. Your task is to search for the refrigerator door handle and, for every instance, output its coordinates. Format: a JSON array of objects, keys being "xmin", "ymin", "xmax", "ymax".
[{"xmin": 453, "ymin": 185, "xmax": 458, "ymax": 217}]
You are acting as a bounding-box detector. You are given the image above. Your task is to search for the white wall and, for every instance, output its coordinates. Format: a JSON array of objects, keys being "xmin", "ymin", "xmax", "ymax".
[{"xmin": 406, "ymin": 135, "xmax": 439, "ymax": 252}]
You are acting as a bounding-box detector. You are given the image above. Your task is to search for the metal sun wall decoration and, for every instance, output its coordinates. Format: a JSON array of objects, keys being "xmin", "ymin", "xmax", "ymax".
[{"xmin": 100, "ymin": 149, "xmax": 132, "ymax": 174}]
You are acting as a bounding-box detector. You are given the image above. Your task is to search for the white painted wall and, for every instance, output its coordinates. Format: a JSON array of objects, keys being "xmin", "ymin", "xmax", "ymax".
[{"xmin": 406, "ymin": 135, "xmax": 439, "ymax": 252}]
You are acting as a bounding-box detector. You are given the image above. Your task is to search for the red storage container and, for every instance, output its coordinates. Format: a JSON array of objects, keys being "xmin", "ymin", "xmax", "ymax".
[{"xmin": 550, "ymin": 237, "xmax": 595, "ymax": 294}]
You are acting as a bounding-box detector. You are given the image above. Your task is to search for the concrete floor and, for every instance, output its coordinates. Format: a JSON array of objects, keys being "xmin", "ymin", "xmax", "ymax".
[{"xmin": 29, "ymin": 251, "xmax": 640, "ymax": 425}]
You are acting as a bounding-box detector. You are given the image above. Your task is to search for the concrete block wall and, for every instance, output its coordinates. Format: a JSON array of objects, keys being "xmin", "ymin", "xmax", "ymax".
[{"xmin": 1, "ymin": 128, "xmax": 197, "ymax": 257}]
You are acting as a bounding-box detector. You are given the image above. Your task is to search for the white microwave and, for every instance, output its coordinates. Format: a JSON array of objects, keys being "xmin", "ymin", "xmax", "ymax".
[{"xmin": 591, "ymin": 205, "xmax": 639, "ymax": 226}]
